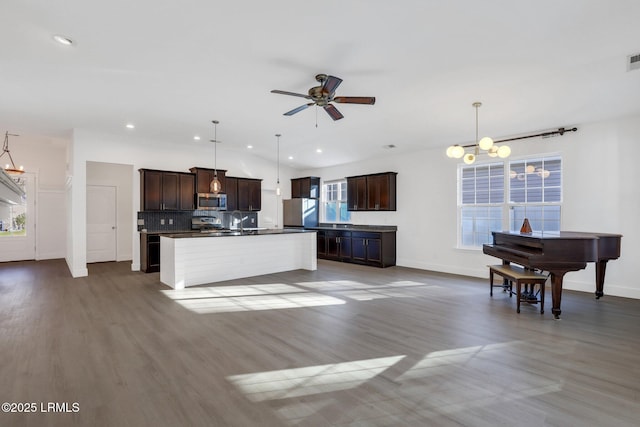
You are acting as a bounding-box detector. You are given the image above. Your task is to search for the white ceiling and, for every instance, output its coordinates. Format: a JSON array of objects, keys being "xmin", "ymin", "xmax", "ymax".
[{"xmin": 2, "ymin": 1, "xmax": 640, "ymax": 169}]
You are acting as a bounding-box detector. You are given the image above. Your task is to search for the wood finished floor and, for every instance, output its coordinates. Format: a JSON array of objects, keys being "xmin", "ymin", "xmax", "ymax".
[{"xmin": 1, "ymin": 259, "xmax": 639, "ymax": 427}]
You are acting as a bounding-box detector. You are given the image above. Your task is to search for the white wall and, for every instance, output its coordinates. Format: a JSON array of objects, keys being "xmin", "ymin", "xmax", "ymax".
[
  {"xmin": 68, "ymin": 129, "xmax": 295, "ymax": 276},
  {"xmin": 301, "ymin": 114, "xmax": 639, "ymax": 300},
  {"xmin": 0, "ymin": 133, "xmax": 67, "ymax": 261}
]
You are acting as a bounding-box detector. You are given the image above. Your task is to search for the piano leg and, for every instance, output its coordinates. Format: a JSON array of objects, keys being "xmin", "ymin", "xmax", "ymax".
[
  {"xmin": 550, "ymin": 272, "xmax": 567, "ymax": 319},
  {"xmin": 595, "ymin": 260, "xmax": 608, "ymax": 299}
]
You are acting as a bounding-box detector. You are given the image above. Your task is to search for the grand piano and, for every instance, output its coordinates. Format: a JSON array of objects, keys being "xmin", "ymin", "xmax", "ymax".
[{"xmin": 483, "ymin": 231, "xmax": 622, "ymax": 318}]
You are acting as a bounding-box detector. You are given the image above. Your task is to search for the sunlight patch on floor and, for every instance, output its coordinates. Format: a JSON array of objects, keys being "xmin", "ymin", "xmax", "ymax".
[
  {"xmin": 160, "ymin": 279, "xmax": 450, "ymax": 313},
  {"xmin": 227, "ymin": 355, "xmax": 405, "ymax": 402},
  {"xmin": 164, "ymin": 292, "xmax": 345, "ymax": 314},
  {"xmin": 297, "ymin": 279, "xmax": 444, "ymax": 301}
]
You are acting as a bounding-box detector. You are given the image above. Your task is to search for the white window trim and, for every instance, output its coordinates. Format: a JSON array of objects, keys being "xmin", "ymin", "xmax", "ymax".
[
  {"xmin": 456, "ymin": 153, "xmax": 563, "ymax": 250},
  {"xmin": 321, "ymin": 178, "xmax": 351, "ymax": 223}
]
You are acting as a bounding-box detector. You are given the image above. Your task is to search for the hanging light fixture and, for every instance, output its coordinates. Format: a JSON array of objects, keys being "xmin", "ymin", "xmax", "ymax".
[
  {"xmin": 446, "ymin": 102, "xmax": 510, "ymax": 163},
  {"xmin": 275, "ymin": 133, "xmax": 281, "ymax": 196},
  {"xmin": 1, "ymin": 131, "xmax": 25, "ymax": 175},
  {"xmin": 210, "ymin": 120, "xmax": 221, "ymax": 193}
]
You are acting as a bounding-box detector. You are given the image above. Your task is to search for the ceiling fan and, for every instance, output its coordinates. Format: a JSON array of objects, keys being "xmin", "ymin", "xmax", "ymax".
[{"xmin": 271, "ymin": 74, "xmax": 375, "ymax": 121}]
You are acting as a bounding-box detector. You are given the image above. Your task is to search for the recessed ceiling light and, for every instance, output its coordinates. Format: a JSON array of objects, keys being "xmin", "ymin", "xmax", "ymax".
[
  {"xmin": 52, "ymin": 35, "xmax": 74, "ymax": 46},
  {"xmin": 316, "ymin": 149, "xmax": 322, "ymax": 153},
  {"xmin": 125, "ymin": 123, "xmax": 135, "ymax": 129},
  {"xmin": 247, "ymin": 145, "xmax": 253, "ymax": 149},
  {"xmin": 288, "ymin": 156, "xmax": 293, "ymax": 160},
  {"xmin": 193, "ymin": 136, "xmax": 201, "ymax": 141}
]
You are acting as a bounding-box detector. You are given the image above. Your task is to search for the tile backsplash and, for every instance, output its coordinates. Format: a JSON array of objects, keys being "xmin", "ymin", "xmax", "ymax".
[
  {"xmin": 137, "ymin": 211, "xmax": 192, "ymax": 232},
  {"xmin": 137, "ymin": 210, "xmax": 259, "ymax": 232}
]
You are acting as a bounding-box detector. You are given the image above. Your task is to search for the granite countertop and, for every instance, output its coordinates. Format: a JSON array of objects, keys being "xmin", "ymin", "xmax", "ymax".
[
  {"xmin": 140, "ymin": 230, "xmax": 194, "ymax": 235},
  {"xmin": 161, "ymin": 228, "xmax": 313, "ymax": 238},
  {"xmin": 305, "ymin": 225, "xmax": 397, "ymax": 233}
]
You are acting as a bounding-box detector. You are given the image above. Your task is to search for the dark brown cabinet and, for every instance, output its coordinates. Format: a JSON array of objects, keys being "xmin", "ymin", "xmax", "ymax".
[
  {"xmin": 291, "ymin": 176, "xmax": 320, "ymax": 199},
  {"xmin": 237, "ymin": 178, "xmax": 261, "ymax": 211},
  {"xmin": 179, "ymin": 173, "xmax": 195, "ymax": 210},
  {"xmin": 325, "ymin": 230, "xmax": 352, "ymax": 261},
  {"xmin": 140, "ymin": 169, "xmax": 194, "ymax": 211},
  {"xmin": 350, "ymin": 231, "xmax": 394, "ymax": 267},
  {"xmin": 347, "ymin": 176, "xmax": 367, "ymax": 211},
  {"xmin": 347, "ymin": 172, "xmax": 397, "ymax": 211},
  {"xmin": 225, "ymin": 176, "xmax": 238, "ymax": 211},
  {"xmin": 316, "ymin": 231, "xmax": 327, "ymax": 257},
  {"xmin": 140, "ymin": 233, "xmax": 160, "ymax": 273},
  {"xmin": 315, "ymin": 228, "xmax": 395, "ymax": 267},
  {"xmin": 189, "ymin": 167, "xmax": 226, "ymax": 194}
]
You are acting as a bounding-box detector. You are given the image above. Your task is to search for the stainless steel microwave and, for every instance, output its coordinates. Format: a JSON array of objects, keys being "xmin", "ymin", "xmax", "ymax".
[{"xmin": 196, "ymin": 193, "xmax": 227, "ymax": 210}]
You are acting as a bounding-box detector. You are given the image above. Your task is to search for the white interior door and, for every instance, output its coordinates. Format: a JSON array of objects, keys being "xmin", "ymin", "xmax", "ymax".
[{"xmin": 87, "ymin": 185, "xmax": 117, "ymax": 263}]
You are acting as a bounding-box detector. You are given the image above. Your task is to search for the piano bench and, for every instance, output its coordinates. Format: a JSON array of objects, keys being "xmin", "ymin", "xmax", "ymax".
[{"xmin": 488, "ymin": 265, "xmax": 548, "ymax": 314}]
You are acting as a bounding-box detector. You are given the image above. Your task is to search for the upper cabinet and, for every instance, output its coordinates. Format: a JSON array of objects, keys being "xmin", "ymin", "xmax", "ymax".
[
  {"xmin": 291, "ymin": 176, "xmax": 320, "ymax": 199},
  {"xmin": 189, "ymin": 167, "xmax": 227, "ymax": 194},
  {"xmin": 140, "ymin": 169, "xmax": 195, "ymax": 211},
  {"xmin": 225, "ymin": 176, "xmax": 238, "ymax": 211},
  {"xmin": 236, "ymin": 178, "xmax": 262, "ymax": 211},
  {"xmin": 223, "ymin": 176, "xmax": 261, "ymax": 211},
  {"xmin": 346, "ymin": 172, "xmax": 397, "ymax": 211}
]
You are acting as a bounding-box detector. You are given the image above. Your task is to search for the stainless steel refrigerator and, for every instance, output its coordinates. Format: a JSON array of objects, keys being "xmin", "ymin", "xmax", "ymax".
[{"xmin": 283, "ymin": 198, "xmax": 319, "ymax": 228}]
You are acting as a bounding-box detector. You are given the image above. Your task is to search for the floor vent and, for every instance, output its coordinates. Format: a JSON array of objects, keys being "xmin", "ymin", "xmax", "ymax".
[{"xmin": 628, "ymin": 53, "xmax": 640, "ymax": 71}]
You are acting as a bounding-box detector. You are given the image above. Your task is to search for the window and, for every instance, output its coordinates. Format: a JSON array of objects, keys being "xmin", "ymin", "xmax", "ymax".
[
  {"xmin": 458, "ymin": 156, "xmax": 562, "ymax": 248},
  {"xmin": 322, "ymin": 180, "xmax": 351, "ymax": 223},
  {"xmin": 459, "ymin": 163, "xmax": 504, "ymax": 247},
  {"xmin": 0, "ymin": 178, "xmax": 27, "ymax": 237},
  {"xmin": 509, "ymin": 157, "xmax": 562, "ymax": 232}
]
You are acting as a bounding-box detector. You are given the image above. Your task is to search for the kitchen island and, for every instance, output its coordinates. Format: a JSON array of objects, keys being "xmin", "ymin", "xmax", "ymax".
[{"xmin": 159, "ymin": 229, "xmax": 317, "ymax": 289}]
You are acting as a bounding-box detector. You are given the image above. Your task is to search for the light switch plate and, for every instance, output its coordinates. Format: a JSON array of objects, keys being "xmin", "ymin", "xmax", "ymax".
[{"xmin": 137, "ymin": 219, "xmax": 144, "ymax": 225}]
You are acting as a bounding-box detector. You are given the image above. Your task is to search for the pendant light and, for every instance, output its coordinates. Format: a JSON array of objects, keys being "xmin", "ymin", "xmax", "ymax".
[
  {"xmin": 210, "ymin": 120, "xmax": 221, "ymax": 193},
  {"xmin": 275, "ymin": 133, "xmax": 281, "ymax": 196},
  {"xmin": 1, "ymin": 131, "xmax": 25, "ymax": 175},
  {"xmin": 446, "ymin": 102, "xmax": 510, "ymax": 163}
]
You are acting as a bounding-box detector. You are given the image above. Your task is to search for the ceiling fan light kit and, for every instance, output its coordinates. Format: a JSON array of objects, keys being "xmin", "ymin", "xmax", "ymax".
[{"xmin": 271, "ymin": 74, "xmax": 375, "ymax": 121}]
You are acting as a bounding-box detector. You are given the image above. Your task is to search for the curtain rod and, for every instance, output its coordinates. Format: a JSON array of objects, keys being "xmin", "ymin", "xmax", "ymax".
[{"xmin": 461, "ymin": 127, "xmax": 578, "ymax": 148}]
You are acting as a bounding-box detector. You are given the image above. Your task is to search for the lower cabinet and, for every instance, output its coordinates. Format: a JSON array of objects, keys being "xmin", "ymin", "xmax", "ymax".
[
  {"xmin": 316, "ymin": 229, "xmax": 395, "ymax": 267},
  {"xmin": 325, "ymin": 230, "xmax": 352, "ymax": 261},
  {"xmin": 141, "ymin": 234, "xmax": 161, "ymax": 273}
]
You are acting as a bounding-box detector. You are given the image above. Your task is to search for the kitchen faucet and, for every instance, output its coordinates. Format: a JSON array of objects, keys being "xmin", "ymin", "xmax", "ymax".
[{"xmin": 231, "ymin": 210, "xmax": 244, "ymax": 233}]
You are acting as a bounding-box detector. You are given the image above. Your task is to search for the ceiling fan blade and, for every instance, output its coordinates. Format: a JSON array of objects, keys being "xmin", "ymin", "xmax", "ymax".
[
  {"xmin": 284, "ymin": 103, "xmax": 314, "ymax": 116},
  {"xmin": 271, "ymin": 90, "xmax": 311, "ymax": 99},
  {"xmin": 322, "ymin": 75, "xmax": 343, "ymax": 95},
  {"xmin": 333, "ymin": 96, "xmax": 376, "ymax": 105},
  {"xmin": 323, "ymin": 104, "xmax": 344, "ymax": 121}
]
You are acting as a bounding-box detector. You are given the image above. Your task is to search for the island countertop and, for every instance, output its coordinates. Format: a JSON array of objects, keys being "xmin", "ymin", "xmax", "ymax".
[
  {"xmin": 160, "ymin": 229, "xmax": 317, "ymax": 289},
  {"xmin": 162, "ymin": 228, "xmax": 313, "ymax": 238}
]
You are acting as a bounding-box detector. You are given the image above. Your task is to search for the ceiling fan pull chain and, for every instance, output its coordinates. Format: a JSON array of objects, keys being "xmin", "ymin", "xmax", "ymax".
[{"xmin": 315, "ymin": 105, "xmax": 318, "ymax": 128}]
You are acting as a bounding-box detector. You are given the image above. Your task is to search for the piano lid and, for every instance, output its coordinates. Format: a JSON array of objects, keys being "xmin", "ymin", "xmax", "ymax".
[{"xmin": 491, "ymin": 230, "xmax": 617, "ymax": 240}]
